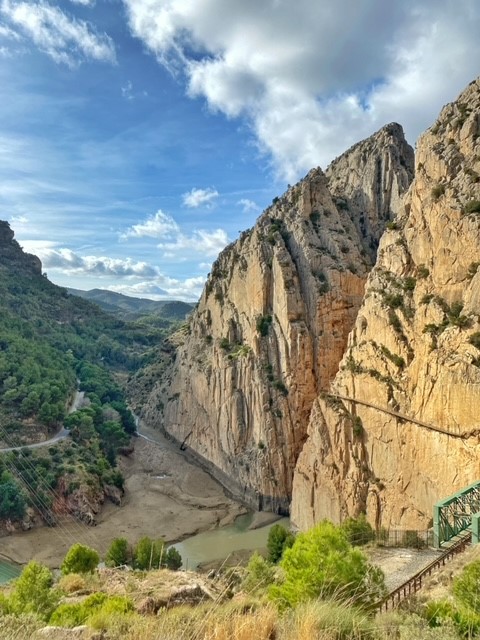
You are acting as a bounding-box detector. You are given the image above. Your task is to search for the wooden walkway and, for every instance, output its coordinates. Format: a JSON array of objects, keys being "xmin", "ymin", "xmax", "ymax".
[
  {"xmin": 376, "ymin": 534, "xmax": 471, "ymax": 612},
  {"xmin": 328, "ymin": 393, "xmax": 480, "ymax": 439}
]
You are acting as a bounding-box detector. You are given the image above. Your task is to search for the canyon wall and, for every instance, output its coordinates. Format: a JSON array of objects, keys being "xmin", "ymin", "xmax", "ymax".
[
  {"xmin": 292, "ymin": 78, "xmax": 480, "ymax": 530},
  {"xmin": 143, "ymin": 125, "xmax": 413, "ymax": 511}
]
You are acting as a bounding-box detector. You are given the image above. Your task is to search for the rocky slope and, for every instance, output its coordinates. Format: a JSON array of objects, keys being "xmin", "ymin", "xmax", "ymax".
[
  {"xmin": 0, "ymin": 221, "xmax": 42, "ymax": 275},
  {"xmin": 143, "ymin": 125, "xmax": 413, "ymax": 511},
  {"xmin": 292, "ymin": 78, "xmax": 480, "ymax": 530}
]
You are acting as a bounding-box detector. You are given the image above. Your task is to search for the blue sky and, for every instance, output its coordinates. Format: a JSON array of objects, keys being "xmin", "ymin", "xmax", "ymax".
[{"xmin": 1, "ymin": 0, "xmax": 479, "ymax": 300}]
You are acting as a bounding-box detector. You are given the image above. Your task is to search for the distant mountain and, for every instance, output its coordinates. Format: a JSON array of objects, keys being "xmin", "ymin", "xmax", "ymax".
[{"xmin": 66, "ymin": 288, "xmax": 194, "ymax": 321}]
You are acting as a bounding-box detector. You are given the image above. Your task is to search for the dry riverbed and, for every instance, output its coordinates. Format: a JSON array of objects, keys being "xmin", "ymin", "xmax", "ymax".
[{"xmin": 0, "ymin": 423, "xmax": 246, "ymax": 568}]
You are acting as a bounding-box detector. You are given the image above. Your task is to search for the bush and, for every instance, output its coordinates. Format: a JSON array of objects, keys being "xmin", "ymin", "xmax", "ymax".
[
  {"xmin": 267, "ymin": 524, "xmax": 295, "ymax": 564},
  {"xmin": 431, "ymin": 184, "xmax": 445, "ymax": 200},
  {"xmin": 61, "ymin": 543, "xmax": 99, "ymax": 575},
  {"xmin": 341, "ymin": 514, "xmax": 375, "ymax": 546},
  {"xmin": 165, "ymin": 547, "xmax": 182, "ymax": 571},
  {"xmin": 453, "ymin": 560, "xmax": 480, "ymax": 611},
  {"xmin": 464, "ymin": 200, "xmax": 480, "ymax": 214},
  {"xmin": 242, "ymin": 552, "xmax": 276, "ymax": 595},
  {"xmin": 105, "ymin": 537, "xmax": 130, "ymax": 568},
  {"xmin": 134, "ymin": 536, "xmax": 166, "ymax": 570},
  {"xmin": 58, "ymin": 573, "xmax": 87, "ymax": 594},
  {"xmin": 269, "ymin": 521, "xmax": 386, "ymax": 609},
  {"xmin": 9, "ymin": 561, "xmax": 59, "ymax": 621},
  {"xmin": 257, "ymin": 315, "xmax": 272, "ymax": 337}
]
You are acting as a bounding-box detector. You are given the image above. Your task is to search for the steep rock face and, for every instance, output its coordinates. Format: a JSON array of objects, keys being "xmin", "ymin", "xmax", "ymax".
[
  {"xmin": 292, "ymin": 78, "xmax": 480, "ymax": 530},
  {"xmin": 0, "ymin": 221, "xmax": 42, "ymax": 275},
  {"xmin": 144, "ymin": 125, "xmax": 413, "ymax": 511}
]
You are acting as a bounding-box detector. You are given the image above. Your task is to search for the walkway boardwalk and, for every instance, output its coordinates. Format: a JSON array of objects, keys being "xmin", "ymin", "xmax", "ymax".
[{"xmin": 328, "ymin": 393, "xmax": 480, "ymax": 439}]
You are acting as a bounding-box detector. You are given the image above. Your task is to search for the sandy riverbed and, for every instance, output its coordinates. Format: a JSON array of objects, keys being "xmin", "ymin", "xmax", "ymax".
[{"xmin": 0, "ymin": 423, "xmax": 246, "ymax": 568}]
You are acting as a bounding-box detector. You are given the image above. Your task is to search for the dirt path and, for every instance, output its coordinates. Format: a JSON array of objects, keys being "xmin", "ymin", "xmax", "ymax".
[{"xmin": 0, "ymin": 423, "xmax": 245, "ymax": 568}]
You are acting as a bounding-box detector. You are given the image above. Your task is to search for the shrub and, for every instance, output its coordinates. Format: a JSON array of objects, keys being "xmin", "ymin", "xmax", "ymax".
[
  {"xmin": 431, "ymin": 184, "xmax": 445, "ymax": 200},
  {"xmin": 242, "ymin": 552, "xmax": 276, "ymax": 595},
  {"xmin": 61, "ymin": 544, "xmax": 99, "ymax": 575},
  {"xmin": 58, "ymin": 573, "xmax": 87, "ymax": 594},
  {"xmin": 453, "ymin": 559, "xmax": 480, "ymax": 611},
  {"xmin": 269, "ymin": 521, "xmax": 386, "ymax": 609},
  {"xmin": 165, "ymin": 547, "xmax": 182, "ymax": 571},
  {"xmin": 257, "ymin": 315, "xmax": 272, "ymax": 337},
  {"xmin": 417, "ymin": 265, "xmax": 430, "ymax": 279},
  {"xmin": 340, "ymin": 514, "xmax": 375, "ymax": 547},
  {"xmin": 267, "ymin": 524, "xmax": 295, "ymax": 564},
  {"xmin": 384, "ymin": 293, "xmax": 404, "ymax": 309},
  {"xmin": 469, "ymin": 332, "xmax": 480, "ymax": 349},
  {"xmin": 134, "ymin": 536, "xmax": 166, "ymax": 570},
  {"xmin": 352, "ymin": 416, "xmax": 364, "ymax": 437},
  {"xmin": 468, "ymin": 262, "xmax": 480, "ymax": 279},
  {"xmin": 464, "ymin": 200, "xmax": 480, "ymax": 214},
  {"xmin": 105, "ymin": 537, "xmax": 130, "ymax": 568},
  {"xmin": 402, "ymin": 530, "xmax": 426, "ymax": 549},
  {"xmin": 9, "ymin": 561, "xmax": 59, "ymax": 621}
]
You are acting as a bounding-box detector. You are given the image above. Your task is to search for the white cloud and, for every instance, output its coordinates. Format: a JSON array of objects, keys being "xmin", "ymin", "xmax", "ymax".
[
  {"xmin": 237, "ymin": 198, "xmax": 259, "ymax": 214},
  {"xmin": 182, "ymin": 187, "xmax": 219, "ymax": 208},
  {"xmin": 157, "ymin": 228, "xmax": 228, "ymax": 257},
  {"xmin": 0, "ymin": 20, "xmax": 20, "ymax": 39},
  {"xmin": 120, "ymin": 210, "xmax": 179, "ymax": 239},
  {"xmin": 122, "ymin": 210, "xmax": 229, "ymax": 258},
  {"xmin": 23, "ymin": 245, "xmax": 159, "ymax": 278},
  {"xmin": 9, "ymin": 214, "xmax": 28, "ymax": 224},
  {"xmin": 1, "ymin": 0, "xmax": 116, "ymax": 67},
  {"xmin": 123, "ymin": 0, "xmax": 480, "ymax": 181},
  {"xmin": 108, "ymin": 275, "xmax": 205, "ymax": 301},
  {"xmin": 68, "ymin": 0, "xmax": 95, "ymax": 6}
]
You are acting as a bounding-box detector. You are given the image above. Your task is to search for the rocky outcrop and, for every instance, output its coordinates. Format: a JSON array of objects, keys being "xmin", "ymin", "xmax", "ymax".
[
  {"xmin": 0, "ymin": 221, "xmax": 42, "ymax": 275},
  {"xmin": 143, "ymin": 125, "xmax": 413, "ymax": 511},
  {"xmin": 292, "ymin": 77, "xmax": 480, "ymax": 530}
]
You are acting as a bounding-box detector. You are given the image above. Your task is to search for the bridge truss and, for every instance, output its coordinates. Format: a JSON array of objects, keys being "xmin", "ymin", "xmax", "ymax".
[{"xmin": 433, "ymin": 481, "xmax": 480, "ymax": 547}]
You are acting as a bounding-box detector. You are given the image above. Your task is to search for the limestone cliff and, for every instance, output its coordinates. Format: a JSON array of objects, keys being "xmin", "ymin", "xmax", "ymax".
[
  {"xmin": 292, "ymin": 78, "xmax": 480, "ymax": 530},
  {"xmin": 143, "ymin": 125, "xmax": 413, "ymax": 511}
]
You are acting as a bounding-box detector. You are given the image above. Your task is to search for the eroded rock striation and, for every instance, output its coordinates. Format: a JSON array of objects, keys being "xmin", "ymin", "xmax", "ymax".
[
  {"xmin": 143, "ymin": 124, "xmax": 413, "ymax": 511},
  {"xmin": 292, "ymin": 78, "xmax": 480, "ymax": 530}
]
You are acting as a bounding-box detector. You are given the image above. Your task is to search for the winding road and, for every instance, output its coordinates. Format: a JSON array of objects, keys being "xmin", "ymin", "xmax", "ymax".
[{"xmin": 0, "ymin": 390, "xmax": 85, "ymax": 453}]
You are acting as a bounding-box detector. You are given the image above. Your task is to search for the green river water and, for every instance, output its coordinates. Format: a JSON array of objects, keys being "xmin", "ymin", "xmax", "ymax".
[
  {"xmin": 0, "ymin": 559, "xmax": 21, "ymax": 584},
  {"xmin": 1, "ymin": 515, "xmax": 289, "ymax": 579},
  {"xmin": 173, "ymin": 513, "xmax": 290, "ymax": 570}
]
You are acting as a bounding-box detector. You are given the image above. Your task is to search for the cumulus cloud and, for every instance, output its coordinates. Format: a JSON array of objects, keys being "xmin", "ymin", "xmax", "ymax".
[
  {"xmin": 68, "ymin": 0, "xmax": 95, "ymax": 6},
  {"xmin": 26, "ymin": 246, "xmax": 159, "ymax": 277},
  {"xmin": 237, "ymin": 198, "xmax": 260, "ymax": 214},
  {"xmin": 182, "ymin": 187, "xmax": 219, "ymax": 208},
  {"xmin": 122, "ymin": 210, "xmax": 229, "ymax": 258},
  {"xmin": 157, "ymin": 228, "xmax": 228, "ymax": 258},
  {"xmin": 1, "ymin": 0, "xmax": 116, "ymax": 66},
  {"xmin": 120, "ymin": 210, "xmax": 179, "ymax": 239},
  {"xmin": 122, "ymin": 0, "xmax": 480, "ymax": 180}
]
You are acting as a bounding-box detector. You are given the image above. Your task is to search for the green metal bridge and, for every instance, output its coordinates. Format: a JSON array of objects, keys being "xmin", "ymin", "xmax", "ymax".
[{"xmin": 434, "ymin": 481, "xmax": 480, "ymax": 547}]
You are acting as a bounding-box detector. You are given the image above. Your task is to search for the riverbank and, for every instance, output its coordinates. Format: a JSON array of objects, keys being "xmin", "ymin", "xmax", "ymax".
[{"xmin": 0, "ymin": 422, "xmax": 246, "ymax": 568}]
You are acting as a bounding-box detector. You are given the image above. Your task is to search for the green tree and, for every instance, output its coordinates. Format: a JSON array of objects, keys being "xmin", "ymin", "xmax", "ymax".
[
  {"xmin": 134, "ymin": 537, "xmax": 165, "ymax": 570},
  {"xmin": 340, "ymin": 514, "xmax": 375, "ymax": 546},
  {"xmin": 242, "ymin": 552, "xmax": 275, "ymax": 595},
  {"xmin": 165, "ymin": 547, "xmax": 182, "ymax": 571},
  {"xmin": 453, "ymin": 559, "xmax": 480, "ymax": 611},
  {"xmin": 105, "ymin": 538, "xmax": 130, "ymax": 568},
  {"xmin": 267, "ymin": 523, "xmax": 295, "ymax": 563},
  {"xmin": 10, "ymin": 561, "xmax": 59, "ymax": 620},
  {"xmin": 61, "ymin": 543, "xmax": 99, "ymax": 575},
  {"xmin": 0, "ymin": 472, "xmax": 26, "ymax": 520},
  {"xmin": 269, "ymin": 521, "xmax": 386, "ymax": 609}
]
